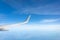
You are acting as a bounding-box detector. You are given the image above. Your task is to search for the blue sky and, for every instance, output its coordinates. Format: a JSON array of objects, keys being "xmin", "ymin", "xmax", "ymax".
[
  {"xmin": 0, "ymin": 0, "xmax": 60, "ymax": 40},
  {"xmin": 0, "ymin": 0, "xmax": 60, "ymax": 25}
]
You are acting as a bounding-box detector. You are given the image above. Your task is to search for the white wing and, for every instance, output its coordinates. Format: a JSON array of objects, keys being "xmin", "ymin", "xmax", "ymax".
[
  {"xmin": 21, "ymin": 15, "xmax": 31, "ymax": 24},
  {"xmin": 0, "ymin": 15, "xmax": 31, "ymax": 31}
]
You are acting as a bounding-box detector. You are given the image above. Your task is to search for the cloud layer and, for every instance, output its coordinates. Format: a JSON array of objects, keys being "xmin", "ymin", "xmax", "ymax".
[
  {"xmin": 40, "ymin": 19, "xmax": 60, "ymax": 23},
  {"xmin": 2, "ymin": 0, "xmax": 60, "ymax": 15}
]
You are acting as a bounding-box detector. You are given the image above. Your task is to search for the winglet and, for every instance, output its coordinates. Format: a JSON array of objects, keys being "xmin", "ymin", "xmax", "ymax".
[{"xmin": 21, "ymin": 15, "xmax": 31, "ymax": 24}]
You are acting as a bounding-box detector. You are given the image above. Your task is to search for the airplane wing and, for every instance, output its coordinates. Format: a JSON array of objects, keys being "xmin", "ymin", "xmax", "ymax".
[
  {"xmin": 20, "ymin": 15, "xmax": 31, "ymax": 24},
  {"xmin": 9, "ymin": 15, "xmax": 31, "ymax": 26},
  {"xmin": 0, "ymin": 15, "xmax": 31, "ymax": 31}
]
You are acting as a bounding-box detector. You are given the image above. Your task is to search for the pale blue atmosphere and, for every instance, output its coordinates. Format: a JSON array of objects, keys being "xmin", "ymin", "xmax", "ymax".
[{"xmin": 0, "ymin": 0, "xmax": 60, "ymax": 40}]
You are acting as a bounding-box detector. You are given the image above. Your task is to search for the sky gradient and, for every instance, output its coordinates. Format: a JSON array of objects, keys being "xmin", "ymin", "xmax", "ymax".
[
  {"xmin": 0, "ymin": 0, "xmax": 60, "ymax": 40},
  {"xmin": 0, "ymin": 0, "xmax": 60, "ymax": 24}
]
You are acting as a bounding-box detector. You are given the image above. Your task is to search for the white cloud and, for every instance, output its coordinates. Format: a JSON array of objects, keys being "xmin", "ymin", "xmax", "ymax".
[
  {"xmin": 3, "ymin": 24, "xmax": 60, "ymax": 31},
  {"xmin": 40, "ymin": 19, "xmax": 59, "ymax": 23},
  {"xmin": 17, "ymin": 24, "xmax": 60, "ymax": 31}
]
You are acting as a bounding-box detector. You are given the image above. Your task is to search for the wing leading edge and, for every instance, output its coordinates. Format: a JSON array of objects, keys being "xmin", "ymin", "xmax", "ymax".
[{"xmin": 0, "ymin": 15, "xmax": 31, "ymax": 31}]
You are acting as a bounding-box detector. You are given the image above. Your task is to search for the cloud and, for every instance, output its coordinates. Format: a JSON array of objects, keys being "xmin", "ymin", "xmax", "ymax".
[
  {"xmin": 12, "ymin": 4, "xmax": 60, "ymax": 15},
  {"xmin": 2, "ymin": 0, "xmax": 60, "ymax": 15},
  {"xmin": 2, "ymin": 24, "xmax": 60, "ymax": 31},
  {"xmin": 40, "ymin": 19, "xmax": 59, "ymax": 23},
  {"xmin": 18, "ymin": 24, "xmax": 60, "ymax": 31}
]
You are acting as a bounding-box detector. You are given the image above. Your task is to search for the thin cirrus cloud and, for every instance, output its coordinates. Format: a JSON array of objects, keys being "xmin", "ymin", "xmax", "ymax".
[
  {"xmin": 2, "ymin": 0, "xmax": 60, "ymax": 15},
  {"xmin": 40, "ymin": 19, "xmax": 60, "ymax": 23}
]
